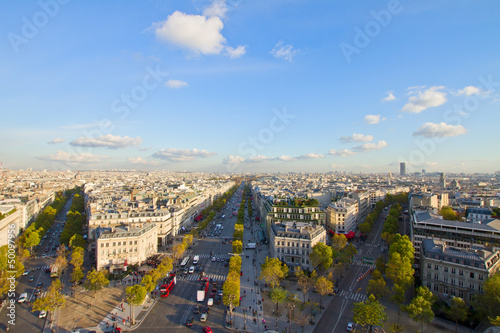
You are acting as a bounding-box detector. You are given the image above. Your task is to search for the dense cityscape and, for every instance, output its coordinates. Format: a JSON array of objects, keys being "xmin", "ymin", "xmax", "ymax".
[
  {"xmin": 2, "ymin": 1, "xmax": 500, "ymax": 333},
  {"xmin": 1, "ymin": 168, "xmax": 500, "ymax": 333}
]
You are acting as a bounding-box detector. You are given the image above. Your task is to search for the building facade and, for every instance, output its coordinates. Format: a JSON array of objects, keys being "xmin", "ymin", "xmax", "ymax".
[
  {"xmin": 96, "ymin": 223, "xmax": 158, "ymax": 273},
  {"xmin": 326, "ymin": 198, "xmax": 359, "ymax": 235},
  {"xmin": 421, "ymin": 239, "xmax": 500, "ymax": 304},
  {"xmin": 269, "ymin": 221, "xmax": 326, "ymax": 271}
]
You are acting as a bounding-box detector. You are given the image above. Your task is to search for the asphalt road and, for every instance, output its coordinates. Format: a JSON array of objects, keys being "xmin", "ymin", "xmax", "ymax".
[
  {"xmin": 135, "ymin": 183, "xmax": 245, "ymax": 333},
  {"xmin": 5, "ymin": 196, "xmax": 73, "ymax": 333},
  {"xmin": 313, "ymin": 208, "xmax": 388, "ymax": 333}
]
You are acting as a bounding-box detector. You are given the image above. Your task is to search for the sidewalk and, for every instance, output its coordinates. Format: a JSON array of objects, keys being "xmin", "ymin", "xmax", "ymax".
[{"xmin": 225, "ymin": 209, "xmax": 329, "ymax": 333}]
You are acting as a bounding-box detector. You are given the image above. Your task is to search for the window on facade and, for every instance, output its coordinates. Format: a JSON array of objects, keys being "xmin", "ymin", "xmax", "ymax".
[
  {"xmin": 434, "ymin": 273, "xmax": 439, "ymax": 280},
  {"xmin": 478, "ymin": 284, "xmax": 483, "ymax": 292},
  {"xmin": 106, "ymin": 243, "xmax": 109, "ymax": 247},
  {"xmin": 470, "ymin": 272, "xmax": 475, "ymax": 279},
  {"xmin": 459, "ymin": 290, "xmax": 464, "ymax": 299},
  {"xmin": 443, "ymin": 286, "xmax": 448, "ymax": 294},
  {"xmin": 113, "ymin": 242, "xmax": 116, "ymax": 246},
  {"xmin": 451, "ymin": 278, "xmax": 455, "ymax": 285},
  {"xmin": 427, "ymin": 263, "xmax": 432, "ymax": 269},
  {"xmin": 427, "ymin": 272, "xmax": 431, "ymax": 279},
  {"xmin": 444, "ymin": 276, "xmax": 448, "ymax": 283},
  {"xmin": 451, "ymin": 289, "xmax": 456, "ymax": 296},
  {"xmin": 444, "ymin": 267, "xmax": 448, "ymax": 273},
  {"xmin": 435, "ymin": 264, "xmax": 439, "ymax": 270},
  {"xmin": 427, "ymin": 282, "xmax": 431, "ymax": 289},
  {"xmin": 134, "ymin": 241, "xmax": 137, "ymax": 245},
  {"xmin": 459, "ymin": 269, "xmax": 464, "ymax": 276},
  {"xmin": 470, "ymin": 282, "xmax": 475, "ymax": 290},
  {"xmin": 434, "ymin": 284, "xmax": 439, "ymax": 291},
  {"xmin": 459, "ymin": 280, "xmax": 464, "ymax": 287},
  {"xmin": 479, "ymin": 274, "xmax": 484, "ymax": 281},
  {"xmin": 451, "ymin": 268, "xmax": 456, "ymax": 274}
]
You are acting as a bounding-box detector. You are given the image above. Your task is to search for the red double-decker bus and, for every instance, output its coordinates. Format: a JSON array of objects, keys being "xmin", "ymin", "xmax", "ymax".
[{"xmin": 160, "ymin": 274, "xmax": 176, "ymax": 298}]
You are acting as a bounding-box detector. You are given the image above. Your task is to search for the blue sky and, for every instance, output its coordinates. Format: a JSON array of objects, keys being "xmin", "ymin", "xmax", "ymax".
[{"xmin": 1, "ymin": 0, "xmax": 499, "ymax": 173}]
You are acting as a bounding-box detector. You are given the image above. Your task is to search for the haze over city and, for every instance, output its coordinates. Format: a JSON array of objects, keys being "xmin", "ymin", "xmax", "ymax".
[{"xmin": 1, "ymin": 0, "xmax": 499, "ymax": 173}]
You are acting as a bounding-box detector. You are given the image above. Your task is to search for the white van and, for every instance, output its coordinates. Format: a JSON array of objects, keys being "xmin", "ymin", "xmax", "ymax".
[
  {"xmin": 193, "ymin": 256, "xmax": 199, "ymax": 265},
  {"xmin": 200, "ymin": 313, "xmax": 208, "ymax": 322},
  {"xmin": 188, "ymin": 266, "xmax": 195, "ymax": 274},
  {"xmin": 18, "ymin": 293, "xmax": 28, "ymax": 303}
]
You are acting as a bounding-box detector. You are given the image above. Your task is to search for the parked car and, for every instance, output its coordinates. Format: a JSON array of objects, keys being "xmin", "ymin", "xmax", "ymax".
[{"xmin": 39, "ymin": 310, "xmax": 47, "ymax": 318}]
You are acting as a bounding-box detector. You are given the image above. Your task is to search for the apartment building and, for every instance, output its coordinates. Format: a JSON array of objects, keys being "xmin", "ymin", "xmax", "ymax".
[
  {"xmin": 269, "ymin": 221, "xmax": 326, "ymax": 271},
  {"xmin": 95, "ymin": 223, "xmax": 158, "ymax": 272},
  {"xmin": 410, "ymin": 210, "xmax": 500, "ymax": 264},
  {"xmin": 421, "ymin": 239, "xmax": 500, "ymax": 304},
  {"xmin": 326, "ymin": 198, "xmax": 359, "ymax": 235},
  {"xmin": 409, "ymin": 192, "xmax": 449, "ymax": 212},
  {"xmin": 466, "ymin": 207, "xmax": 492, "ymax": 223}
]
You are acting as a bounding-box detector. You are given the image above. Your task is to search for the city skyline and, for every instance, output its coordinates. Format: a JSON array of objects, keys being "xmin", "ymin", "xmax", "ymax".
[{"xmin": 1, "ymin": 1, "xmax": 500, "ymax": 173}]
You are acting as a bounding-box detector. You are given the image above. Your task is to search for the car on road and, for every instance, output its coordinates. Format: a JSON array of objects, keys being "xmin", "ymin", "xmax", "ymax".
[
  {"xmin": 36, "ymin": 282, "xmax": 43, "ymax": 289},
  {"xmin": 203, "ymin": 306, "xmax": 210, "ymax": 314},
  {"xmin": 200, "ymin": 313, "xmax": 208, "ymax": 322},
  {"xmin": 193, "ymin": 306, "xmax": 200, "ymax": 314},
  {"xmin": 347, "ymin": 322, "xmax": 354, "ymax": 331},
  {"xmin": 39, "ymin": 310, "xmax": 47, "ymax": 318},
  {"xmin": 185, "ymin": 316, "xmax": 194, "ymax": 326},
  {"xmin": 28, "ymin": 276, "xmax": 35, "ymax": 282},
  {"xmin": 207, "ymin": 298, "xmax": 213, "ymax": 306},
  {"xmin": 188, "ymin": 266, "xmax": 195, "ymax": 274},
  {"xmin": 215, "ymin": 296, "xmax": 221, "ymax": 304},
  {"xmin": 218, "ymin": 290, "xmax": 223, "ymax": 296},
  {"xmin": 22, "ymin": 270, "xmax": 29, "ymax": 276},
  {"xmin": 202, "ymin": 327, "xmax": 213, "ymax": 333},
  {"xmin": 18, "ymin": 293, "xmax": 28, "ymax": 303}
]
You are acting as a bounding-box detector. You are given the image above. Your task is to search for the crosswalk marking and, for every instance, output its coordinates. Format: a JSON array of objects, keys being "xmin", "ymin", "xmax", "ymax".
[
  {"xmin": 178, "ymin": 274, "xmax": 227, "ymax": 282},
  {"xmin": 338, "ymin": 289, "xmax": 367, "ymax": 302},
  {"xmin": 353, "ymin": 259, "xmax": 376, "ymax": 268}
]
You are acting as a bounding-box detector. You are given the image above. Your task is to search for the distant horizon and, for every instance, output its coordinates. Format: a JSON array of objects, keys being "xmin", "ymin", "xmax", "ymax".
[{"xmin": 1, "ymin": 1, "xmax": 499, "ymax": 173}]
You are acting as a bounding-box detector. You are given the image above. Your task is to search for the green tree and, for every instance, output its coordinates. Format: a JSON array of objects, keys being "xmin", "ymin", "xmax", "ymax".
[
  {"xmin": 270, "ymin": 287, "xmax": 288, "ymax": 318},
  {"xmin": 353, "ymin": 294, "xmax": 387, "ymax": 333},
  {"xmin": 481, "ymin": 272, "xmax": 500, "ymax": 325},
  {"xmin": 69, "ymin": 234, "xmax": 86, "ymax": 249},
  {"xmin": 229, "ymin": 255, "xmax": 242, "ymax": 275},
  {"xmin": 331, "ymin": 234, "xmax": 348, "ymax": 254},
  {"xmin": 404, "ymin": 286, "xmax": 435, "ymax": 332},
  {"xmin": 71, "ymin": 266, "xmax": 84, "ymax": 286},
  {"xmin": 54, "ymin": 247, "xmax": 69, "ymax": 273},
  {"xmin": 309, "ymin": 243, "xmax": 333, "ymax": 272},
  {"xmin": 83, "ymin": 269, "xmax": 110, "ymax": 298},
  {"xmin": 259, "ymin": 257, "xmax": 288, "ymax": 288},
  {"xmin": 446, "ymin": 297, "xmax": 468, "ymax": 333},
  {"xmin": 367, "ymin": 269, "xmax": 388, "ymax": 300},
  {"xmin": 32, "ymin": 278, "xmax": 65, "ymax": 319},
  {"xmin": 126, "ymin": 284, "xmax": 147, "ymax": 325},
  {"xmin": 0, "ymin": 245, "xmax": 24, "ymax": 298},
  {"xmin": 439, "ymin": 206, "xmax": 459, "ymax": 220},
  {"xmin": 232, "ymin": 240, "xmax": 243, "ymax": 254},
  {"xmin": 359, "ymin": 222, "xmax": 372, "ymax": 235},
  {"xmin": 285, "ymin": 292, "xmax": 300, "ymax": 333},
  {"xmin": 295, "ymin": 267, "xmax": 313, "ymax": 304},
  {"xmin": 20, "ymin": 225, "xmax": 40, "ymax": 255},
  {"xmin": 141, "ymin": 274, "xmax": 156, "ymax": 293},
  {"xmin": 314, "ymin": 275, "xmax": 333, "ymax": 311},
  {"xmin": 70, "ymin": 246, "xmax": 84, "ymax": 268},
  {"xmin": 223, "ymin": 271, "xmax": 240, "ymax": 328}
]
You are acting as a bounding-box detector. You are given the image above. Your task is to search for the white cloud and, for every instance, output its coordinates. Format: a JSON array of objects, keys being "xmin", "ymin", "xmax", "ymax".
[
  {"xmin": 152, "ymin": 148, "xmax": 216, "ymax": 162},
  {"xmin": 457, "ymin": 85, "xmax": 485, "ymax": 96},
  {"xmin": 225, "ymin": 45, "xmax": 246, "ymax": 58},
  {"xmin": 271, "ymin": 41, "xmax": 298, "ymax": 62},
  {"xmin": 70, "ymin": 134, "xmax": 142, "ymax": 149},
  {"xmin": 328, "ymin": 149, "xmax": 356, "ymax": 157},
  {"xmin": 223, "ymin": 155, "xmax": 245, "ymax": 164},
  {"xmin": 298, "ymin": 153, "xmax": 324, "ymax": 159},
  {"xmin": 246, "ymin": 155, "xmax": 273, "ymax": 163},
  {"xmin": 48, "ymin": 138, "xmax": 65, "ymax": 144},
  {"xmin": 276, "ymin": 155, "xmax": 295, "ymax": 161},
  {"xmin": 165, "ymin": 79, "xmax": 188, "ymax": 88},
  {"xmin": 203, "ymin": 0, "xmax": 229, "ymax": 18},
  {"xmin": 401, "ymin": 86, "xmax": 447, "ymax": 113},
  {"xmin": 382, "ymin": 91, "xmax": 396, "ymax": 102},
  {"xmin": 363, "ymin": 114, "xmax": 384, "ymax": 124},
  {"xmin": 339, "ymin": 133, "xmax": 373, "ymax": 143},
  {"xmin": 352, "ymin": 140, "xmax": 388, "ymax": 153},
  {"xmin": 39, "ymin": 150, "xmax": 104, "ymax": 163},
  {"xmin": 153, "ymin": 10, "xmax": 245, "ymax": 58},
  {"xmin": 128, "ymin": 157, "xmax": 160, "ymax": 166},
  {"xmin": 413, "ymin": 122, "xmax": 467, "ymax": 138}
]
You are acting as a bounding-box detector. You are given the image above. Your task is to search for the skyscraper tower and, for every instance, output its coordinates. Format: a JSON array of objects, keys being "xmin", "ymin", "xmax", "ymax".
[
  {"xmin": 388, "ymin": 171, "xmax": 392, "ymax": 186},
  {"xmin": 400, "ymin": 162, "xmax": 406, "ymax": 176},
  {"xmin": 440, "ymin": 173, "xmax": 446, "ymax": 188}
]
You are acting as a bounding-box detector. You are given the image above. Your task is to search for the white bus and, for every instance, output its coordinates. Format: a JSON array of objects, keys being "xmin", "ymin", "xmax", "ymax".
[
  {"xmin": 180, "ymin": 256, "xmax": 190, "ymax": 268},
  {"xmin": 193, "ymin": 255, "xmax": 199, "ymax": 265}
]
